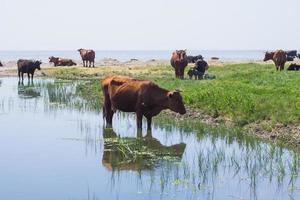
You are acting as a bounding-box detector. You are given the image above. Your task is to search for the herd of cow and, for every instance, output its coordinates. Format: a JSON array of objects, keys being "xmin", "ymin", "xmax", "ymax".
[
  {"xmin": 16, "ymin": 49, "xmax": 95, "ymax": 82},
  {"xmin": 170, "ymin": 49, "xmax": 300, "ymax": 80},
  {"xmin": 263, "ymin": 49, "xmax": 300, "ymax": 71},
  {"xmin": 0, "ymin": 48, "xmax": 299, "ymax": 130},
  {"xmin": 0, "ymin": 48, "xmax": 299, "ymax": 82}
]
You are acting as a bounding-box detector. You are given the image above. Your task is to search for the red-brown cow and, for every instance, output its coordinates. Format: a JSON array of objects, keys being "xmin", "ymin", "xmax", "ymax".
[
  {"xmin": 170, "ymin": 50, "xmax": 188, "ymax": 79},
  {"xmin": 263, "ymin": 50, "xmax": 287, "ymax": 71},
  {"xmin": 78, "ymin": 48, "xmax": 95, "ymax": 67},
  {"xmin": 101, "ymin": 75, "xmax": 186, "ymax": 130},
  {"xmin": 49, "ymin": 56, "xmax": 76, "ymax": 67}
]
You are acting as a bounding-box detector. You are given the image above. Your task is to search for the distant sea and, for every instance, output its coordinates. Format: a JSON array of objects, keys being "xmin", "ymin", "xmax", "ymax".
[{"xmin": 0, "ymin": 50, "xmax": 294, "ymax": 62}]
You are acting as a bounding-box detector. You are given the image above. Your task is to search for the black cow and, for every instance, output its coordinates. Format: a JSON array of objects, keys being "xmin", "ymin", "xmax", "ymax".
[
  {"xmin": 0, "ymin": 61, "xmax": 3, "ymax": 67},
  {"xmin": 287, "ymin": 56, "xmax": 294, "ymax": 61},
  {"xmin": 286, "ymin": 50, "xmax": 297, "ymax": 58},
  {"xmin": 17, "ymin": 59, "xmax": 42, "ymax": 82},
  {"xmin": 187, "ymin": 59, "xmax": 209, "ymax": 79},
  {"xmin": 298, "ymin": 54, "xmax": 300, "ymax": 59},
  {"xmin": 187, "ymin": 55, "xmax": 203, "ymax": 63},
  {"xmin": 287, "ymin": 63, "xmax": 300, "ymax": 71}
]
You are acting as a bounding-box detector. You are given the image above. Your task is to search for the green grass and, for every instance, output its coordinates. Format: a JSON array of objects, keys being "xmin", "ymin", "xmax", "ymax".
[{"xmin": 42, "ymin": 63, "xmax": 300, "ymax": 127}]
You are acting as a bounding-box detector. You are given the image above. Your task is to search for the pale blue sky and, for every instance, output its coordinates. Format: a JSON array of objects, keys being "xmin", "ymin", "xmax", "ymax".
[{"xmin": 1, "ymin": 0, "xmax": 299, "ymax": 50}]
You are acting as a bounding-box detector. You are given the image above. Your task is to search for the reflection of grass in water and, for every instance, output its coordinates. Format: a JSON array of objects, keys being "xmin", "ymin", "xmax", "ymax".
[
  {"xmin": 18, "ymin": 84, "xmax": 41, "ymax": 98},
  {"xmin": 104, "ymin": 137, "xmax": 184, "ymax": 171},
  {"xmin": 32, "ymin": 79, "xmax": 300, "ymax": 198},
  {"xmin": 38, "ymin": 80, "xmax": 102, "ymax": 112},
  {"xmin": 149, "ymin": 122, "xmax": 300, "ymax": 198}
]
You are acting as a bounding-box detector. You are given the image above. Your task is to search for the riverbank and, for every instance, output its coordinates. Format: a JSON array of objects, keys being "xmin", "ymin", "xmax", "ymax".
[{"xmin": 1, "ymin": 61, "xmax": 300, "ymax": 147}]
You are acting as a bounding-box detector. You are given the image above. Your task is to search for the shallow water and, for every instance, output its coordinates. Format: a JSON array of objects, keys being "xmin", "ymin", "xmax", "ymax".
[{"xmin": 0, "ymin": 77, "xmax": 299, "ymax": 200}]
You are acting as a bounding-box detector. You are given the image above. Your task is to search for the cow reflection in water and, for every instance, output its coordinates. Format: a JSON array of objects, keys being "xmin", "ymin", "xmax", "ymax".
[
  {"xmin": 17, "ymin": 81, "xmax": 40, "ymax": 98},
  {"xmin": 102, "ymin": 128, "xmax": 186, "ymax": 171}
]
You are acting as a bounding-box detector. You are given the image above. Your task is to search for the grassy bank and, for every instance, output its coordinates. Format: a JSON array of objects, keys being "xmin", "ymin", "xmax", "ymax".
[{"xmin": 41, "ymin": 63, "xmax": 300, "ymax": 146}]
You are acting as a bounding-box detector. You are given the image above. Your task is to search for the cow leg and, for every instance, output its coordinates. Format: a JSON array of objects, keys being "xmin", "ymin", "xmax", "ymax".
[
  {"xmin": 27, "ymin": 73, "xmax": 30, "ymax": 81},
  {"xmin": 83, "ymin": 60, "xmax": 85, "ymax": 67},
  {"xmin": 146, "ymin": 117, "xmax": 152, "ymax": 131},
  {"xmin": 89, "ymin": 61, "xmax": 91, "ymax": 68},
  {"xmin": 136, "ymin": 112, "xmax": 143, "ymax": 130},
  {"xmin": 105, "ymin": 103, "xmax": 114, "ymax": 127},
  {"xmin": 21, "ymin": 72, "xmax": 24, "ymax": 82},
  {"xmin": 18, "ymin": 70, "xmax": 21, "ymax": 81},
  {"xmin": 175, "ymin": 68, "xmax": 179, "ymax": 78},
  {"xmin": 92, "ymin": 61, "xmax": 95, "ymax": 68},
  {"xmin": 181, "ymin": 68, "xmax": 185, "ymax": 79},
  {"xmin": 145, "ymin": 129, "xmax": 152, "ymax": 138}
]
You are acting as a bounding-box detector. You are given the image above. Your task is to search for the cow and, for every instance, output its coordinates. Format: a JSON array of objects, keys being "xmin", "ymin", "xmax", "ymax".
[
  {"xmin": 101, "ymin": 75, "xmax": 186, "ymax": 130},
  {"xmin": 287, "ymin": 63, "xmax": 300, "ymax": 71},
  {"xmin": 0, "ymin": 61, "xmax": 3, "ymax": 67},
  {"xmin": 49, "ymin": 56, "xmax": 76, "ymax": 67},
  {"xmin": 170, "ymin": 50, "xmax": 188, "ymax": 79},
  {"xmin": 263, "ymin": 50, "xmax": 287, "ymax": 71},
  {"xmin": 187, "ymin": 55, "xmax": 203, "ymax": 63},
  {"xmin": 298, "ymin": 54, "xmax": 300, "ymax": 59},
  {"xmin": 17, "ymin": 59, "xmax": 42, "ymax": 82},
  {"xmin": 77, "ymin": 48, "xmax": 95, "ymax": 67},
  {"xmin": 286, "ymin": 56, "xmax": 294, "ymax": 62},
  {"xmin": 286, "ymin": 50, "xmax": 297, "ymax": 58},
  {"xmin": 187, "ymin": 59, "xmax": 209, "ymax": 80}
]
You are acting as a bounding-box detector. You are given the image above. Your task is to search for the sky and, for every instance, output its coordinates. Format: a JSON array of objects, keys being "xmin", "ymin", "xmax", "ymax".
[{"xmin": 0, "ymin": 0, "xmax": 299, "ymax": 50}]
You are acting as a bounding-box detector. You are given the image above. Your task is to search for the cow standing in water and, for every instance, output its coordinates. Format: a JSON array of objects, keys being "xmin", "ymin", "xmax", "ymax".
[
  {"xmin": 170, "ymin": 50, "xmax": 188, "ymax": 79},
  {"xmin": 78, "ymin": 48, "xmax": 95, "ymax": 67},
  {"xmin": 17, "ymin": 59, "xmax": 42, "ymax": 82},
  {"xmin": 263, "ymin": 50, "xmax": 287, "ymax": 71},
  {"xmin": 101, "ymin": 75, "xmax": 186, "ymax": 130}
]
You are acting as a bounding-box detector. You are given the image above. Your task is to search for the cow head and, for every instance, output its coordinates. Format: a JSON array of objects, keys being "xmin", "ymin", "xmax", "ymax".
[
  {"xmin": 167, "ymin": 90, "xmax": 186, "ymax": 115},
  {"xmin": 174, "ymin": 50, "xmax": 187, "ymax": 60},
  {"xmin": 49, "ymin": 56, "xmax": 59, "ymax": 63},
  {"xmin": 263, "ymin": 51, "xmax": 274, "ymax": 61},
  {"xmin": 179, "ymin": 50, "xmax": 187, "ymax": 60},
  {"xmin": 34, "ymin": 60, "xmax": 42, "ymax": 70}
]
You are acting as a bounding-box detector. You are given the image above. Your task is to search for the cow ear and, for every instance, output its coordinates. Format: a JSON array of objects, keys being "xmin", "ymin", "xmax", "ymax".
[{"xmin": 168, "ymin": 92, "xmax": 173, "ymax": 98}]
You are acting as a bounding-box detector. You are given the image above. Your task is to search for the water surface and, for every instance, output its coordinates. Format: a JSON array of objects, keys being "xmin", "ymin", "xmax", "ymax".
[
  {"xmin": 0, "ymin": 77, "xmax": 299, "ymax": 200},
  {"xmin": 0, "ymin": 50, "xmax": 273, "ymax": 62}
]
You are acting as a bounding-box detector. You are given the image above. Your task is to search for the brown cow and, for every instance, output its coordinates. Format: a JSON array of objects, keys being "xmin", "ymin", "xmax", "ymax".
[
  {"xmin": 263, "ymin": 50, "xmax": 287, "ymax": 71},
  {"xmin": 170, "ymin": 50, "xmax": 188, "ymax": 79},
  {"xmin": 77, "ymin": 48, "xmax": 95, "ymax": 67},
  {"xmin": 101, "ymin": 75, "xmax": 186, "ymax": 130},
  {"xmin": 49, "ymin": 56, "xmax": 76, "ymax": 67},
  {"xmin": 17, "ymin": 59, "xmax": 41, "ymax": 82}
]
